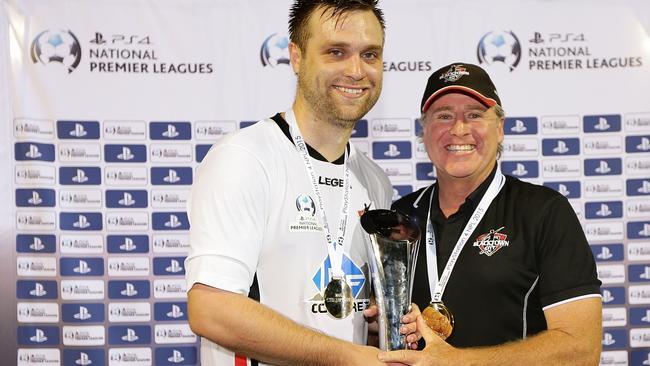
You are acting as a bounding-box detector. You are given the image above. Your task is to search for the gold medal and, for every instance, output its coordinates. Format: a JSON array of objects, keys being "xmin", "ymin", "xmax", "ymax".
[
  {"xmin": 324, "ymin": 277, "xmax": 354, "ymax": 319},
  {"xmin": 422, "ymin": 301, "xmax": 454, "ymax": 339}
]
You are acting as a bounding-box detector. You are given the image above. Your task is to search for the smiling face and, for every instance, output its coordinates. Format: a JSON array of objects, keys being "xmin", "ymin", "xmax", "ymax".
[
  {"xmin": 422, "ymin": 92, "xmax": 504, "ymax": 187},
  {"xmin": 290, "ymin": 7, "xmax": 384, "ymax": 128}
]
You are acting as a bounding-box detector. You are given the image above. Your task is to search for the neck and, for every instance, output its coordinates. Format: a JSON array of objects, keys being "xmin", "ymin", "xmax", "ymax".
[
  {"xmin": 436, "ymin": 165, "xmax": 496, "ymax": 217},
  {"xmin": 290, "ymin": 99, "xmax": 354, "ymax": 162}
]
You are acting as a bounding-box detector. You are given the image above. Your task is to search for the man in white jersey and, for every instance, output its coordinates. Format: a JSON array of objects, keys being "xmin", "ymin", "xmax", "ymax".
[{"xmin": 185, "ymin": 1, "xmax": 419, "ymax": 365}]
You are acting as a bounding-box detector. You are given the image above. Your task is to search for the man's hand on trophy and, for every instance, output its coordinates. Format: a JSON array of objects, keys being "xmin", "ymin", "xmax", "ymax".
[
  {"xmin": 364, "ymin": 304, "xmax": 381, "ymax": 347},
  {"xmin": 377, "ymin": 315, "xmax": 458, "ymax": 366},
  {"xmin": 400, "ymin": 303, "xmax": 423, "ymax": 349}
]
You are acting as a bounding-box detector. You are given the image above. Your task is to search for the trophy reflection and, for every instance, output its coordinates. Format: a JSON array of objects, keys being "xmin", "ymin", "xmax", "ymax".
[{"xmin": 361, "ymin": 209, "xmax": 420, "ymax": 350}]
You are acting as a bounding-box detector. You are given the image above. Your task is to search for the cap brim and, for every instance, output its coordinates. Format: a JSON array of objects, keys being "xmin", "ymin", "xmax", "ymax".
[{"xmin": 422, "ymin": 85, "xmax": 499, "ymax": 113}]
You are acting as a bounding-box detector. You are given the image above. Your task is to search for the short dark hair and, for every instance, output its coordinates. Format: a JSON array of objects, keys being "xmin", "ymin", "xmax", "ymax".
[{"xmin": 288, "ymin": 0, "xmax": 385, "ymax": 51}]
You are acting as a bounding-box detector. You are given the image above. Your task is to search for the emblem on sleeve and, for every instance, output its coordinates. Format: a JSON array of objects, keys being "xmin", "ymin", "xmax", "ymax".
[{"xmin": 473, "ymin": 227, "xmax": 509, "ymax": 256}]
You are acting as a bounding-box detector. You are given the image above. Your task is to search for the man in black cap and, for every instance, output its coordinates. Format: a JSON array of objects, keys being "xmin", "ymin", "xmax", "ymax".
[{"xmin": 379, "ymin": 62, "xmax": 602, "ymax": 365}]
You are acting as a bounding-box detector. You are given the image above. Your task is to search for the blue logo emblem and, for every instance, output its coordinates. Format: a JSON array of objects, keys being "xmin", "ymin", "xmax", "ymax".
[
  {"xmin": 108, "ymin": 280, "xmax": 150, "ymax": 299},
  {"xmin": 477, "ymin": 30, "xmax": 521, "ymax": 71},
  {"xmin": 30, "ymin": 29, "xmax": 82, "ymax": 73},
  {"xmin": 260, "ymin": 33, "xmax": 290, "ymax": 67},
  {"xmin": 372, "ymin": 141, "xmax": 412, "ymax": 160},
  {"xmin": 149, "ymin": 122, "xmax": 192, "ymax": 140},
  {"xmin": 542, "ymin": 181, "xmax": 580, "ymax": 199},
  {"xmin": 153, "ymin": 257, "xmax": 186, "ymax": 275},
  {"xmin": 501, "ymin": 161, "xmax": 539, "ymax": 178},
  {"xmin": 628, "ymin": 221, "xmax": 650, "ymax": 239},
  {"xmin": 584, "ymin": 158, "xmax": 622, "ymax": 176},
  {"xmin": 17, "ymin": 326, "xmax": 60, "ymax": 345},
  {"xmin": 107, "ymin": 235, "xmax": 149, "ymax": 253},
  {"xmin": 240, "ymin": 121, "xmax": 257, "ymax": 129},
  {"xmin": 15, "ymin": 189, "xmax": 56, "ymax": 207},
  {"xmin": 154, "ymin": 302, "xmax": 188, "ymax": 321},
  {"xmin": 59, "ymin": 166, "xmax": 102, "ymax": 185},
  {"xmin": 584, "ymin": 201, "xmax": 623, "ymax": 219},
  {"xmin": 312, "ymin": 255, "xmax": 366, "ymax": 299},
  {"xmin": 152, "ymin": 212, "xmax": 189, "ymax": 230},
  {"xmin": 583, "ymin": 115, "xmax": 621, "ymax": 133},
  {"xmin": 16, "ymin": 280, "xmax": 58, "ymax": 299},
  {"xmin": 351, "ymin": 120, "xmax": 368, "ymax": 138},
  {"xmin": 627, "ymin": 179, "xmax": 650, "ymax": 196},
  {"xmin": 57, "ymin": 120, "xmax": 100, "ymax": 139},
  {"xmin": 105, "ymin": 190, "xmax": 148, "ymax": 208},
  {"xmin": 104, "ymin": 144, "xmax": 147, "ymax": 162},
  {"xmin": 392, "ymin": 185, "xmax": 413, "ymax": 201},
  {"xmin": 60, "ymin": 212, "xmax": 103, "ymax": 230},
  {"xmin": 626, "ymin": 135, "xmax": 650, "ymax": 153},
  {"xmin": 155, "ymin": 347, "xmax": 197, "ymax": 365},
  {"xmin": 629, "ymin": 307, "xmax": 650, "ymax": 325},
  {"xmin": 591, "ymin": 244, "xmax": 624, "ymax": 262},
  {"xmin": 600, "ymin": 287, "xmax": 625, "ymax": 305},
  {"xmin": 16, "ymin": 234, "xmax": 56, "ymax": 253},
  {"xmin": 63, "ymin": 349, "xmax": 105, "ymax": 366},
  {"xmin": 151, "ymin": 167, "xmax": 193, "ymax": 185},
  {"xmin": 108, "ymin": 325, "xmax": 151, "ymax": 345},
  {"xmin": 416, "ymin": 162, "xmax": 435, "ymax": 181},
  {"xmin": 541, "ymin": 138, "xmax": 580, "ymax": 156},
  {"xmin": 62, "ymin": 303, "xmax": 105, "ymax": 322},
  {"xmin": 196, "ymin": 144, "xmax": 212, "ymax": 163},
  {"xmin": 629, "ymin": 264, "xmax": 650, "ymax": 282},
  {"xmin": 60, "ymin": 258, "xmax": 104, "ymax": 276},
  {"xmin": 601, "ymin": 329, "xmax": 627, "ymax": 349},
  {"xmin": 14, "ymin": 142, "xmax": 55, "ymax": 162},
  {"xmin": 504, "ymin": 117, "xmax": 537, "ymax": 135}
]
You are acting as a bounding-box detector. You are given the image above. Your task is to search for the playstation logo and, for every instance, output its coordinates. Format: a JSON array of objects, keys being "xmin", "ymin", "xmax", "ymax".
[
  {"xmin": 595, "ymin": 161, "xmax": 611, "ymax": 174},
  {"xmin": 28, "ymin": 191, "xmax": 43, "ymax": 205},
  {"xmin": 552, "ymin": 140, "xmax": 569, "ymax": 154},
  {"xmin": 637, "ymin": 137, "xmax": 650, "ymax": 151},
  {"xmin": 638, "ymin": 223, "xmax": 650, "ymax": 237},
  {"xmin": 642, "ymin": 310, "xmax": 650, "ymax": 322},
  {"xmin": 166, "ymin": 304, "xmax": 185, "ymax": 318},
  {"xmin": 121, "ymin": 328, "xmax": 139, "ymax": 342},
  {"xmin": 529, "ymin": 32, "xmax": 544, "ymax": 43},
  {"xmin": 74, "ymin": 305, "xmax": 92, "ymax": 320},
  {"xmin": 118, "ymin": 192, "xmax": 136, "ymax": 206},
  {"xmin": 70, "ymin": 123, "xmax": 87, "ymax": 137},
  {"xmin": 164, "ymin": 214, "xmax": 182, "ymax": 228},
  {"xmin": 119, "ymin": 237, "xmax": 137, "ymax": 251},
  {"xmin": 596, "ymin": 247, "xmax": 613, "ymax": 260},
  {"xmin": 596, "ymin": 204, "xmax": 612, "ymax": 217},
  {"xmin": 30, "ymin": 237, "xmax": 45, "ymax": 251},
  {"xmin": 640, "ymin": 266, "xmax": 650, "ymax": 280},
  {"xmin": 121, "ymin": 282, "xmax": 138, "ymax": 297},
  {"xmin": 639, "ymin": 181, "xmax": 650, "ymax": 194},
  {"xmin": 512, "ymin": 163, "xmax": 528, "ymax": 177},
  {"xmin": 557, "ymin": 184, "xmax": 570, "ymax": 197},
  {"xmin": 73, "ymin": 260, "xmax": 92, "ymax": 274},
  {"xmin": 29, "ymin": 282, "xmax": 47, "ymax": 297},
  {"xmin": 165, "ymin": 259, "xmax": 183, "ymax": 273},
  {"xmin": 25, "ymin": 144, "xmax": 42, "ymax": 159},
  {"xmin": 73, "ymin": 214, "xmax": 91, "ymax": 229},
  {"xmin": 75, "ymin": 352, "xmax": 92, "ymax": 366},
  {"xmin": 72, "ymin": 169, "xmax": 89, "ymax": 183},
  {"xmin": 594, "ymin": 117, "xmax": 611, "ymax": 131},
  {"xmin": 163, "ymin": 169, "xmax": 180, "ymax": 183},
  {"xmin": 168, "ymin": 350, "xmax": 185, "ymax": 363},
  {"xmin": 511, "ymin": 119, "xmax": 528, "ymax": 133},
  {"xmin": 384, "ymin": 144, "xmax": 401, "ymax": 157},
  {"xmin": 29, "ymin": 328, "xmax": 48, "ymax": 343},
  {"xmin": 162, "ymin": 124, "xmax": 179, "ymax": 138},
  {"xmin": 601, "ymin": 289, "xmax": 614, "ymax": 303},
  {"xmin": 117, "ymin": 146, "xmax": 134, "ymax": 161},
  {"xmin": 90, "ymin": 32, "xmax": 107, "ymax": 44},
  {"xmin": 601, "ymin": 332, "xmax": 615, "ymax": 346}
]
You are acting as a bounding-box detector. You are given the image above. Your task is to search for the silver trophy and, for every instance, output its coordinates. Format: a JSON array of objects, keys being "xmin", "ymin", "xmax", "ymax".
[{"xmin": 361, "ymin": 209, "xmax": 421, "ymax": 350}]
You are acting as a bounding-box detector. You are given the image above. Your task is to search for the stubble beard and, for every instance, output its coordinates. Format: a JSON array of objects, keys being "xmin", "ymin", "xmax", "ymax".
[{"xmin": 298, "ymin": 74, "xmax": 380, "ymax": 130}]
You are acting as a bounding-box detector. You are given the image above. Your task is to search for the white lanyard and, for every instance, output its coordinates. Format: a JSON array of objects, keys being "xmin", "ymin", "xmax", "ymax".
[
  {"xmin": 425, "ymin": 169, "xmax": 505, "ymax": 302},
  {"xmin": 286, "ymin": 110, "xmax": 351, "ymax": 278}
]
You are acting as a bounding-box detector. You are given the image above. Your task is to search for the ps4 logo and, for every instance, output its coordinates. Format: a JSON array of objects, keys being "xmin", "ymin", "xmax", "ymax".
[
  {"xmin": 529, "ymin": 32, "xmax": 585, "ymax": 44},
  {"xmin": 90, "ymin": 32, "xmax": 152, "ymax": 45}
]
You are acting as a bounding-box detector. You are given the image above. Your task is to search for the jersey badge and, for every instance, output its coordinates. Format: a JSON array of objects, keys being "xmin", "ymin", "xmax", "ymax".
[
  {"xmin": 289, "ymin": 194, "xmax": 323, "ymax": 232},
  {"xmin": 472, "ymin": 227, "xmax": 509, "ymax": 256}
]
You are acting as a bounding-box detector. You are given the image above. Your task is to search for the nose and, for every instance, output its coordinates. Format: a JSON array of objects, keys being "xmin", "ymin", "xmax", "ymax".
[
  {"xmin": 344, "ymin": 55, "xmax": 365, "ymax": 80},
  {"xmin": 449, "ymin": 115, "xmax": 469, "ymax": 136}
]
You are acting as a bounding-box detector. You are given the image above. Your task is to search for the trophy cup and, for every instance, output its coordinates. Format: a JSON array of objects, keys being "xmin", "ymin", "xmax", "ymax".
[{"xmin": 360, "ymin": 209, "xmax": 421, "ymax": 350}]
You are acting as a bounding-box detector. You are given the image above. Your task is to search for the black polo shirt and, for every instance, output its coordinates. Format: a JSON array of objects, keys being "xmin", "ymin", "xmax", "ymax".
[{"xmin": 392, "ymin": 166, "xmax": 601, "ymax": 348}]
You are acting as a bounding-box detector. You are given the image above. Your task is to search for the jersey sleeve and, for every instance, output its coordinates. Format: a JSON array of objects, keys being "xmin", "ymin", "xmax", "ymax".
[
  {"xmin": 536, "ymin": 195, "xmax": 601, "ymax": 309},
  {"xmin": 185, "ymin": 142, "xmax": 269, "ymax": 295}
]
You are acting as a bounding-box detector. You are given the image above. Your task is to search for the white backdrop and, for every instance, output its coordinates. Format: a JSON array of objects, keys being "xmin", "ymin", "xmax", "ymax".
[{"xmin": 2, "ymin": 0, "xmax": 650, "ymax": 365}]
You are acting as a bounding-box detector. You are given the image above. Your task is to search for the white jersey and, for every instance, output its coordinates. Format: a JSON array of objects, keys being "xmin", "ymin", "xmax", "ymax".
[{"xmin": 185, "ymin": 113, "xmax": 392, "ymax": 366}]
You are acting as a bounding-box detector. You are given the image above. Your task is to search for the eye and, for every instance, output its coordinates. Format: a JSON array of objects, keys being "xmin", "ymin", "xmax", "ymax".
[
  {"xmin": 328, "ymin": 49, "xmax": 344, "ymax": 57},
  {"xmin": 434, "ymin": 112, "xmax": 454, "ymax": 121},
  {"xmin": 466, "ymin": 112, "xmax": 483, "ymax": 120},
  {"xmin": 362, "ymin": 51, "xmax": 379, "ymax": 60}
]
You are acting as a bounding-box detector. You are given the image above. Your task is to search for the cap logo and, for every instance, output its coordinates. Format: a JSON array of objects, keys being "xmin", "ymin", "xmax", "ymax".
[{"xmin": 439, "ymin": 65, "xmax": 469, "ymax": 83}]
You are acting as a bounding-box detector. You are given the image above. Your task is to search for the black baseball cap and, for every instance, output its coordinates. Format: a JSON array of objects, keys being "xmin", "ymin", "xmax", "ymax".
[{"xmin": 420, "ymin": 62, "xmax": 501, "ymax": 113}]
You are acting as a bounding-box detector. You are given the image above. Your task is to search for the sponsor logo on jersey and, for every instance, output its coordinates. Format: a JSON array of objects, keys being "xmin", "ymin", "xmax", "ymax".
[
  {"xmin": 289, "ymin": 194, "xmax": 322, "ymax": 232},
  {"xmin": 306, "ymin": 255, "xmax": 370, "ymax": 315},
  {"xmin": 473, "ymin": 227, "xmax": 509, "ymax": 256}
]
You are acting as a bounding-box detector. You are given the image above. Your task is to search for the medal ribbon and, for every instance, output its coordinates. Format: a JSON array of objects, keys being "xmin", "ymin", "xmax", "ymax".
[
  {"xmin": 425, "ymin": 168, "xmax": 505, "ymax": 302},
  {"xmin": 285, "ymin": 110, "xmax": 351, "ymax": 278}
]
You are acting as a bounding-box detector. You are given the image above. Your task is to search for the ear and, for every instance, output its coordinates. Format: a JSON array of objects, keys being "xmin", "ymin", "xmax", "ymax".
[
  {"xmin": 497, "ymin": 117, "xmax": 505, "ymax": 144},
  {"xmin": 289, "ymin": 41, "xmax": 302, "ymax": 74}
]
